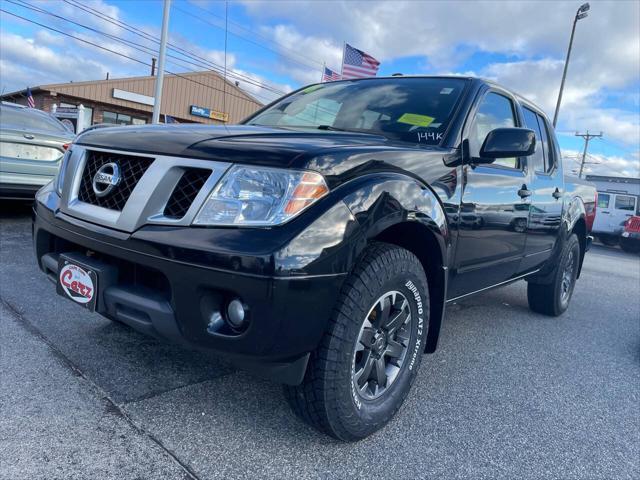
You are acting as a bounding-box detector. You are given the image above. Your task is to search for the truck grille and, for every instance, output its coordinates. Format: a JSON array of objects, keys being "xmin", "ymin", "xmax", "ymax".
[
  {"xmin": 163, "ymin": 168, "xmax": 211, "ymax": 219},
  {"xmin": 78, "ymin": 150, "xmax": 154, "ymax": 211}
]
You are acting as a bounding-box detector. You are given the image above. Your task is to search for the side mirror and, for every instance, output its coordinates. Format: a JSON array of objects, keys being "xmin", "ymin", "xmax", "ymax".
[{"xmin": 478, "ymin": 127, "xmax": 536, "ymax": 161}]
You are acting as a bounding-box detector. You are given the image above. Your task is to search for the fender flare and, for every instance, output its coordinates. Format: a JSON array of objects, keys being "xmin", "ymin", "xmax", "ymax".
[{"xmin": 338, "ymin": 173, "xmax": 451, "ymax": 353}]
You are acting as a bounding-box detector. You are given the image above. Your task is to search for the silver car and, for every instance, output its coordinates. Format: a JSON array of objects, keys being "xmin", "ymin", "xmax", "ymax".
[{"xmin": 0, "ymin": 102, "xmax": 75, "ymax": 199}]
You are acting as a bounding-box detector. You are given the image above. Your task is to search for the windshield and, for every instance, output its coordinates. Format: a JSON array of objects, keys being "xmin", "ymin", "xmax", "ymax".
[
  {"xmin": 0, "ymin": 106, "xmax": 70, "ymax": 134},
  {"xmin": 247, "ymin": 77, "xmax": 467, "ymax": 145}
]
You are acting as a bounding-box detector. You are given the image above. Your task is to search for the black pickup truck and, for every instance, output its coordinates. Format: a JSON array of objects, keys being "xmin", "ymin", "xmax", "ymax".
[{"xmin": 33, "ymin": 76, "xmax": 596, "ymax": 441}]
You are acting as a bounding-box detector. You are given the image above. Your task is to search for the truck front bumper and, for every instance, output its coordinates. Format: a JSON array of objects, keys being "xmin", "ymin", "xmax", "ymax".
[{"xmin": 33, "ymin": 192, "xmax": 350, "ymax": 385}]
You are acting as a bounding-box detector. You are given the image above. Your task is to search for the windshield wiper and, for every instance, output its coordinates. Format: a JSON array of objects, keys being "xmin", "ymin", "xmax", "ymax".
[{"xmin": 316, "ymin": 125, "xmax": 348, "ymax": 131}]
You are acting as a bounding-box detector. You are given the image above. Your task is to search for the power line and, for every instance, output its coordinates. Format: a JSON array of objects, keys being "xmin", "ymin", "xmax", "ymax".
[
  {"xmin": 188, "ymin": 1, "xmax": 324, "ymax": 68},
  {"xmin": 0, "ymin": 7, "xmax": 268, "ymax": 106},
  {"xmin": 4, "ymin": 0, "xmax": 279, "ymax": 104},
  {"xmin": 173, "ymin": 3, "xmax": 323, "ymax": 72},
  {"xmin": 59, "ymin": 0, "xmax": 287, "ymax": 97},
  {"xmin": 14, "ymin": 0, "xmax": 286, "ymax": 99}
]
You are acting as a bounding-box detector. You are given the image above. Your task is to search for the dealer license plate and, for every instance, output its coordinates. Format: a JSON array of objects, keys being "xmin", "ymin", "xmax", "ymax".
[{"xmin": 57, "ymin": 257, "xmax": 98, "ymax": 312}]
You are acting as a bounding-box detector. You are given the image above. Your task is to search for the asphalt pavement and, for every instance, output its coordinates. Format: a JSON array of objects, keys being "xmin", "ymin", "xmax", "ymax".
[{"xmin": 1, "ymin": 201, "xmax": 638, "ymax": 480}]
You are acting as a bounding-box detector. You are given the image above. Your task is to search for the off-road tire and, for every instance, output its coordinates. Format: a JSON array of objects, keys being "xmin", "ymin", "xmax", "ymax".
[
  {"xmin": 283, "ymin": 242, "xmax": 429, "ymax": 441},
  {"xmin": 527, "ymin": 234, "xmax": 580, "ymax": 316}
]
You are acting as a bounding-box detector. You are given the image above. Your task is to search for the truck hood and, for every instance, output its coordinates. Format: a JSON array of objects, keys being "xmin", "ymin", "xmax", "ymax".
[
  {"xmin": 76, "ymin": 124, "xmax": 391, "ymax": 162},
  {"xmin": 75, "ymin": 123, "xmax": 453, "ymax": 189}
]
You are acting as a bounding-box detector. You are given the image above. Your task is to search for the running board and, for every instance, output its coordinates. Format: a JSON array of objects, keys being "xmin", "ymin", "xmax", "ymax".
[{"xmin": 446, "ymin": 269, "xmax": 540, "ymax": 303}]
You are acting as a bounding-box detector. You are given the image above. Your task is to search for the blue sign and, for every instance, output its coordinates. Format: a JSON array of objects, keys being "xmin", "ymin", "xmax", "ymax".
[{"xmin": 190, "ymin": 105, "xmax": 228, "ymax": 122}]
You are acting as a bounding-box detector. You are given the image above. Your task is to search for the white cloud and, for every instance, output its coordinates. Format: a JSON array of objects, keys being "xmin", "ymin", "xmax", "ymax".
[
  {"xmin": 561, "ymin": 148, "xmax": 640, "ymax": 178},
  {"xmin": 245, "ymin": 0, "xmax": 639, "ymax": 149},
  {"xmin": 0, "ymin": 31, "xmax": 112, "ymax": 86},
  {"xmin": 260, "ymin": 24, "xmax": 341, "ymax": 85}
]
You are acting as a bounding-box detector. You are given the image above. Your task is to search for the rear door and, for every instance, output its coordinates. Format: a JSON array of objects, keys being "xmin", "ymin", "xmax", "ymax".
[{"xmin": 519, "ymin": 106, "xmax": 564, "ymax": 271}]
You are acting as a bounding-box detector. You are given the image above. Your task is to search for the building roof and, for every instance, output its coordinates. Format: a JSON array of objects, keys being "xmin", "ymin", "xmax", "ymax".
[
  {"xmin": 1, "ymin": 70, "xmax": 262, "ymax": 124},
  {"xmin": 586, "ymin": 175, "xmax": 640, "ymax": 185}
]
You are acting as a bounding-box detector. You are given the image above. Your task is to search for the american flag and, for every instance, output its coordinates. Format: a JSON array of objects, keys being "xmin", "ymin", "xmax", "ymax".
[
  {"xmin": 341, "ymin": 43, "xmax": 380, "ymax": 79},
  {"xmin": 322, "ymin": 66, "xmax": 341, "ymax": 82},
  {"xmin": 26, "ymin": 87, "xmax": 35, "ymax": 108}
]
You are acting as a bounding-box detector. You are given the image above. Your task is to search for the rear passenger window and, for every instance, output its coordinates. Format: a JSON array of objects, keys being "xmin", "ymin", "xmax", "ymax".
[
  {"xmin": 469, "ymin": 92, "xmax": 519, "ymax": 169},
  {"xmin": 522, "ymin": 107, "xmax": 545, "ymax": 172},
  {"xmin": 537, "ymin": 114, "xmax": 556, "ymax": 172}
]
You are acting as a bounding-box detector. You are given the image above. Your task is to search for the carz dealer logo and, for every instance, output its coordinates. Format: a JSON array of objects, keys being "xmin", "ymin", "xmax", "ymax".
[{"xmin": 59, "ymin": 264, "xmax": 94, "ymax": 304}]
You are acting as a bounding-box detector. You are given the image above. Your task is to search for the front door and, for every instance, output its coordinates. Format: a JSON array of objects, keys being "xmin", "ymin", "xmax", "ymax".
[{"xmin": 449, "ymin": 91, "xmax": 530, "ymax": 299}]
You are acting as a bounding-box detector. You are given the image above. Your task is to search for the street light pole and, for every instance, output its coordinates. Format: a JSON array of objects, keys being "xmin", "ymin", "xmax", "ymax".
[
  {"xmin": 152, "ymin": 0, "xmax": 171, "ymax": 124},
  {"xmin": 553, "ymin": 3, "xmax": 590, "ymax": 128}
]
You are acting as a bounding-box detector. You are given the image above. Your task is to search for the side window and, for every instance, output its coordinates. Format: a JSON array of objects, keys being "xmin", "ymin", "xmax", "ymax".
[
  {"xmin": 597, "ymin": 193, "xmax": 610, "ymax": 209},
  {"xmin": 522, "ymin": 107, "xmax": 545, "ymax": 172},
  {"xmin": 537, "ymin": 114, "xmax": 556, "ymax": 172},
  {"xmin": 614, "ymin": 195, "xmax": 636, "ymax": 211},
  {"xmin": 469, "ymin": 92, "xmax": 518, "ymax": 169}
]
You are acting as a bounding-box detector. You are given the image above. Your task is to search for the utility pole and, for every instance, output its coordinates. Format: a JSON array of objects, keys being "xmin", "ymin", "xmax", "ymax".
[
  {"xmin": 152, "ymin": 0, "xmax": 171, "ymax": 124},
  {"xmin": 575, "ymin": 131, "xmax": 602, "ymax": 178},
  {"xmin": 553, "ymin": 3, "xmax": 590, "ymax": 127}
]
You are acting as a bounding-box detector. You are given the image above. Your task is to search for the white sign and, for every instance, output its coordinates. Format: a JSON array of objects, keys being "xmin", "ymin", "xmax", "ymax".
[{"xmin": 112, "ymin": 88, "xmax": 155, "ymax": 106}]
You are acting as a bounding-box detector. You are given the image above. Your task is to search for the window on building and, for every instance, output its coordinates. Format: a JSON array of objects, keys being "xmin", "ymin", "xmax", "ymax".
[
  {"xmin": 59, "ymin": 102, "xmax": 94, "ymax": 125},
  {"xmin": 102, "ymin": 111, "xmax": 147, "ymax": 125}
]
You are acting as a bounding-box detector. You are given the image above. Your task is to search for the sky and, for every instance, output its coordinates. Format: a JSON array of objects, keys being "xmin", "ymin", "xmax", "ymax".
[{"xmin": 1, "ymin": 0, "xmax": 638, "ymax": 177}]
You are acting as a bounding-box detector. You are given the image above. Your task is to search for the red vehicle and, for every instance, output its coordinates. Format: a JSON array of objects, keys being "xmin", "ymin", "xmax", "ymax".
[{"xmin": 620, "ymin": 216, "xmax": 640, "ymax": 253}]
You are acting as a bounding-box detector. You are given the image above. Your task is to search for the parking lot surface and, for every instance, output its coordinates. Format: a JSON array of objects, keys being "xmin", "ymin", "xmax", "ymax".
[{"xmin": 1, "ymin": 202, "xmax": 639, "ymax": 480}]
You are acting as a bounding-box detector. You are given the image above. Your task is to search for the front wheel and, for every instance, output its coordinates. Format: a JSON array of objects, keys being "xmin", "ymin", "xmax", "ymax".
[
  {"xmin": 284, "ymin": 243, "xmax": 429, "ymax": 441},
  {"xmin": 527, "ymin": 234, "xmax": 580, "ymax": 316}
]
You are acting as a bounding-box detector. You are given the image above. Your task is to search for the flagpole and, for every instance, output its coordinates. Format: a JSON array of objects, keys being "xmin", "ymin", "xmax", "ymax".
[
  {"xmin": 320, "ymin": 62, "xmax": 326, "ymax": 83},
  {"xmin": 340, "ymin": 42, "xmax": 346, "ymax": 78}
]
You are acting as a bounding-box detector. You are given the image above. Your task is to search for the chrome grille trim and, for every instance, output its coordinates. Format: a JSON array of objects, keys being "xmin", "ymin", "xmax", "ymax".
[{"xmin": 59, "ymin": 146, "xmax": 231, "ymax": 232}]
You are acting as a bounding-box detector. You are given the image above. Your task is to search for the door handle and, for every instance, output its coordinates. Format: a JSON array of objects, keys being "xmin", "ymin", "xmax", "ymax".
[
  {"xmin": 552, "ymin": 188, "xmax": 562, "ymax": 199},
  {"xmin": 518, "ymin": 185, "xmax": 532, "ymax": 198}
]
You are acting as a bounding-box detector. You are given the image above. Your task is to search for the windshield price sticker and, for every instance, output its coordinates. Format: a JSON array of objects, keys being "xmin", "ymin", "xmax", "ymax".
[{"xmin": 397, "ymin": 113, "xmax": 435, "ymax": 127}]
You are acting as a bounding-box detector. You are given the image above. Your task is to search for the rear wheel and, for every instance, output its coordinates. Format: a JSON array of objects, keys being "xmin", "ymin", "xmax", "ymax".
[
  {"xmin": 527, "ymin": 234, "xmax": 580, "ymax": 316},
  {"xmin": 283, "ymin": 242, "xmax": 429, "ymax": 441}
]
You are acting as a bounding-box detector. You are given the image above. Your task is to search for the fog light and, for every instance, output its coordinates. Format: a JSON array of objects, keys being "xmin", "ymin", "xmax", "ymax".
[{"xmin": 226, "ymin": 298, "xmax": 247, "ymax": 329}]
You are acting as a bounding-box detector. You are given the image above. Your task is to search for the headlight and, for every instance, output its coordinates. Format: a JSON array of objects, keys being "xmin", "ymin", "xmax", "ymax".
[
  {"xmin": 55, "ymin": 148, "xmax": 73, "ymax": 196},
  {"xmin": 193, "ymin": 165, "xmax": 329, "ymax": 226}
]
